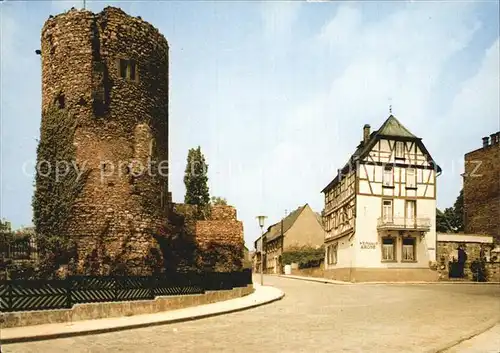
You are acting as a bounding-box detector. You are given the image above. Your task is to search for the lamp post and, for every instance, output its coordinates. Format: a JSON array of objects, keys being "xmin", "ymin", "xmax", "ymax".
[{"xmin": 256, "ymin": 215, "xmax": 267, "ymax": 286}]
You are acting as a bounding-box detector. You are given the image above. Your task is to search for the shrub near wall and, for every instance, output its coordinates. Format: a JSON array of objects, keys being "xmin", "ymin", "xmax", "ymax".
[
  {"xmin": 282, "ymin": 245, "xmax": 324, "ymax": 269},
  {"xmin": 470, "ymin": 259, "xmax": 488, "ymax": 282}
]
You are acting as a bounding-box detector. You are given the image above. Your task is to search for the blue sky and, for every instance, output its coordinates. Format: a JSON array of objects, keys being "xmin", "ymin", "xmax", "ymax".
[{"xmin": 1, "ymin": 1, "xmax": 499, "ymax": 249}]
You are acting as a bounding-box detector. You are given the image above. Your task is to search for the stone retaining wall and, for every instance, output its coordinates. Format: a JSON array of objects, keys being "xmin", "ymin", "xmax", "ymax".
[
  {"xmin": 0, "ymin": 285, "xmax": 253, "ymax": 329},
  {"xmin": 486, "ymin": 262, "xmax": 500, "ymax": 282},
  {"xmin": 436, "ymin": 239, "xmax": 495, "ymax": 280},
  {"xmin": 292, "ymin": 266, "xmax": 438, "ymax": 282},
  {"xmin": 291, "ymin": 264, "xmax": 325, "ymax": 279}
]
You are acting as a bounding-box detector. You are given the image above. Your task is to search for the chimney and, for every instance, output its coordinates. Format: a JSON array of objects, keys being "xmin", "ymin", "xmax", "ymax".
[
  {"xmin": 490, "ymin": 133, "xmax": 498, "ymax": 145},
  {"xmin": 482, "ymin": 136, "xmax": 489, "ymax": 148},
  {"xmin": 363, "ymin": 124, "xmax": 371, "ymax": 144}
]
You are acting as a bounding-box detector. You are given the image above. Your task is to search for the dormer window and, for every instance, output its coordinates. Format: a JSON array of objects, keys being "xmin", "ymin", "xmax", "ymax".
[
  {"xmin": 118, "ymin": 58, "xmax": 138, "ymax": 81},
  {"xmin": 395, "ymin": 141, "xmax": 404, "ymax": 159}
]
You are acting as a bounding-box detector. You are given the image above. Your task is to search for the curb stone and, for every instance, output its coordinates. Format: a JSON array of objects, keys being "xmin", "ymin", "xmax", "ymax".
[
  {"xmin": 278, "ymin": 275, "xmax": 351, "ymax": 285},
  {"xmin": 279, "ymin": 275, "xmax": 500, "ymax": 285}
]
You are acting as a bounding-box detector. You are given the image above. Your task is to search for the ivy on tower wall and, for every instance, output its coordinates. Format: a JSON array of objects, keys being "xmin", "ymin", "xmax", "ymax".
[{"xmin": 32, "ymin": 104, "xmax": 89, "ymax": 277}]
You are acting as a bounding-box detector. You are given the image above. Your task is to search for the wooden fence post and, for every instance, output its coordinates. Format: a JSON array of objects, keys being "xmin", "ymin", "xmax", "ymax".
[{"xmin": 66, "ymin": 277, "xmax": 72, "ymax": 309}]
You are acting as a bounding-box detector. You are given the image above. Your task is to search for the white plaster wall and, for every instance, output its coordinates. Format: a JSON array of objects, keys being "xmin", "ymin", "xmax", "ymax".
[
  {"xmin": 355, "ymin": 195, "xmax": 381, "ymax": 268},
  {"xmin": 325, "ymin": 236, "xmax": 354, "ymax": 269},
  {"xmin": 354, "ymin": 195, "xmax": 436, "ymax": 268},
  {"xmin": 419, "ymin": 198, "xmax": 437, "ymax": 262}
]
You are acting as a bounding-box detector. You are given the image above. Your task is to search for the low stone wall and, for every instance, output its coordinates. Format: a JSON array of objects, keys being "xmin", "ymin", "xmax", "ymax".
[
  {"xmin": 292, "ymin": 266, "xmax": 438, "ymax": 282},
  {"xmin": 291, "ymin": 265, "xmax": 324, "ymax": 279},
  {"xmin": 348, "ymin": 268, "xmax": 438, "ymax": 282},
  {"xmin": 486, "ymin": 262, "xmax": 500, "ymax": 282},
  {"xmin": 436, "ymin": 239, "xmax": 493, "ymax": 280},
  {"xmin": 0, "ymin": 285, "xmax": 253, "ymax": 329}
]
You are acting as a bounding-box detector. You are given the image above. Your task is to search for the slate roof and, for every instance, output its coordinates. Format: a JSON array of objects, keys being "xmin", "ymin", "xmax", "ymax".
[
  {"xmin": 377, "ymin": 115, "xmax": 416, "ymax": 138},
  {"xmin": 321, "ymin": 114, "xmax": 441, "ymax": 193},
  {"xmin": 262, "ymin": 205, "xmax": 306, "ymax": 242},
  {"xmin": 255, "ymin": 203, "xmax": 325, "ymax": 245}
]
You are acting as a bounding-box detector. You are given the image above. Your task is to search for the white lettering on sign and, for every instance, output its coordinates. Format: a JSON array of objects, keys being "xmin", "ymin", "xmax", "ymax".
[{"xmin": 360, "ymin": 241, "xmax": 377, "ymax": 249}]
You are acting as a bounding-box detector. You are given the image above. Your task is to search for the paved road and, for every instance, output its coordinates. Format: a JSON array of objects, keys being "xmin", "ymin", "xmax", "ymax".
[
  {"xmin": 445, "ymin": 324, "xmax": 500, "ymax": 353},
  {"xmin": 3, "ymin": 276, "xmax": 500, "ymax": 353}
]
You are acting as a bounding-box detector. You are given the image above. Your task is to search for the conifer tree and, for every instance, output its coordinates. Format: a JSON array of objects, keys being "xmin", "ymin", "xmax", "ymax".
[{"xmin": 183, "ymin": 146, "xmax": 210, "ymax": 213}]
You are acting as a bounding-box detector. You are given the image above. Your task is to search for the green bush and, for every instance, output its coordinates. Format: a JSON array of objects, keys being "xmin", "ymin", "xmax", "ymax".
[
  {"xmin": 470, "ymin": 259, "xmax": 488, "ymax": 282},
  {"xmin": 282, "ymin": 245, "xmax": 324, "ymax": 269}
]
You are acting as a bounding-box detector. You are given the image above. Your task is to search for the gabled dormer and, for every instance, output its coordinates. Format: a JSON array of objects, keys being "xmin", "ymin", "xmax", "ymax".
[{"xmin": 354, "ymin": 115, "xmax": 441, "ymax": 172}]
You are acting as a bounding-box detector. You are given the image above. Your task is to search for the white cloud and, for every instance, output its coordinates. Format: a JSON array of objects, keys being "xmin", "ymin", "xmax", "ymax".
[
  {"xmin": 239, "ymin": 2, "xmax": 492, "ymax": 246},
  {"xmin": 447, "ymin": 38, "xmax": 499, "ymax": 128},
  {"xmin": 433, "ymin": 38, "xmax": 500, "ymax": 208}
]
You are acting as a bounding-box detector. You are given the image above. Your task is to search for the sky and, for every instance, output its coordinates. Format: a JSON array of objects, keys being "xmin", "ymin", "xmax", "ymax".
[{"xmin": 0, "ymin": 0, "xmax": 499, "ymax": 250}]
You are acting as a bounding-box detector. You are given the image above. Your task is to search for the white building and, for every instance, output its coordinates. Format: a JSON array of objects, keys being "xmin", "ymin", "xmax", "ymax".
[{"xmin": 322, "ymin": 115, "xmax": 442, "ymax": 282}]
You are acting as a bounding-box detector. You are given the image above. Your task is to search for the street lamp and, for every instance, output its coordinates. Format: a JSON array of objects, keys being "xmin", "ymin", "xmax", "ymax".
[{"xmin": 256, "ymin": 215, "xmax": 267, "ymax": 286}]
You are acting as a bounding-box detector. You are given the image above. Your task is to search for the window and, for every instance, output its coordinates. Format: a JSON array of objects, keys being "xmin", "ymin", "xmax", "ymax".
[
  {"xmin": 406, "ymin": 168, "xmax": 416, "ymax": 188},
  {"xmin": 129, "ymin": 60, "xmax": 136, "ymax": 80},
  {"xmin": 402, "ymin": 237, "xmax": 416, "ymax": 261},
  {"xmin": 382, "ymin": 199, "xmax": 393, "ymax": 222},
  {"xmin": 328, "ymin": 243, "xmax": 338, "ymax": 265},
  {"xmin": 383, "ymin": 165, "xmax": 393, "ymax": 187},
  {"xmin": 119, "ymin": 58, "xmax": 138, "ymax": 81},
  {"xmin": 56, "ymin": 93, "xmax": 65, "ymax": 109},
  {"xmin": 406, "ymin": 200, "xmax": 416, "ymax": 225},
  {"xmin": 119, "ymin": 59, "xmax": 128, "ymax": 78},
  {"xmin": 395, "ymin": 141, "xmax": 404, "ymax": 159},
  {"xmin": 382, "ymin": 237, "xmax": 395, "ymax": 261}
]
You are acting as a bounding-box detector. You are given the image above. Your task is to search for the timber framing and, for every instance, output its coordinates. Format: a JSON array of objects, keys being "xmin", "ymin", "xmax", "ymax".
[{"xmin": 321, "ymin": 114, "xmax": 440, "ymax": 255}]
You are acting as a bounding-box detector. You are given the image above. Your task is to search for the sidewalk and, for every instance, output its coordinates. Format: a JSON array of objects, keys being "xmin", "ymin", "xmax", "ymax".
[
  {"xmin": 0, "ymin": 284, "xmax": 284, "ymax": 344},
  {"xmin": 279, "ymin": 274, "xmax": 500, "ymax": 285},
  {"xmin": 278, "ymin": 274, "xmax": 351, "ymax": 285},
  {"xmin": 442, "ymin": 324, "xmax": 500, "ymax": 352}
]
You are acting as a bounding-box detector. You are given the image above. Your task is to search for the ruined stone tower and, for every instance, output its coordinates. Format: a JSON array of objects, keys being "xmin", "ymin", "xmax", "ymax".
[{"xmin": 37, "ymin": 7, "xmax": 169, "ymax": 275}]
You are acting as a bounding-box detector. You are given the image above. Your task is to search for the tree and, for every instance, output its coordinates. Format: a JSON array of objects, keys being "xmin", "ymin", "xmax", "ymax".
[
  {"xmin": 436, "ymin": 208, "xmax": 452, "ymax": 233},
  {"xmin": 435, "ymin": 189, "xmax": 464, "ymax": 233},
  {"xmin": 211, "ymin": 196, "xmax": 228, "ymax": 206},
  {"xmin": 452, "ymin": 189, "xmax": 464, "ymax": 231},
  {"xmin": 183, "ymin": 146, "xmax": 210, "ymax": 215}
]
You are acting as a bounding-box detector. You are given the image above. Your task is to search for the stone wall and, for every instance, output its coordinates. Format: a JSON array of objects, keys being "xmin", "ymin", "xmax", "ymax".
[
  {"xmin": 173, "ymin": 204, "xmax": 244, "ymax": 272},
  {"xmin": 486, "ymin": 262, "xmax": 500, "ymax": 282},
  {"xmin": 436, "ymin": 240, "xmax": 494, "ymax": 280},
  {"xmin": 291, "ymin": 264, "xmax": 325, "ymax": 278},
  {"xmin": 463, "ymin": 134, "xmax": 500, "ymax": 243},
  {"xmin": 37, "ymin": 7, "xmax": 170, "ymax": 275}
]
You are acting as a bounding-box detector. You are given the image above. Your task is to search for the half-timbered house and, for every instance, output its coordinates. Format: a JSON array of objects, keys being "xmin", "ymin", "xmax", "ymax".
[{"xmin": 321, "ymin": 115, "xmax": 442, "ymax": 282}]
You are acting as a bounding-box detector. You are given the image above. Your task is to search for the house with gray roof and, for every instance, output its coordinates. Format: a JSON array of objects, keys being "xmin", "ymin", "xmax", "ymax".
[
  {"xmin": 321, "ymin": 115, "xmax": 441, "ymax": 282},
  {"xmin": 253, "ymin": 204, "xmax": 325, "ymax": 274}
]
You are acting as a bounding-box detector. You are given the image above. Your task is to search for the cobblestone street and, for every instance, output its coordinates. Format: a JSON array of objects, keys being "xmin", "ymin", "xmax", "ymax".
[{"xmin": 3, "ymin": 276, "xmax": 500, "ymax": 353}]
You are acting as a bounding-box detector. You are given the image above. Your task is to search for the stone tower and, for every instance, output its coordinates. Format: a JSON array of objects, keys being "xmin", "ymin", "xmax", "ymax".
[{"xmin": 38, "ymin": 7, "xmax": 169, "ymax": 275}]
